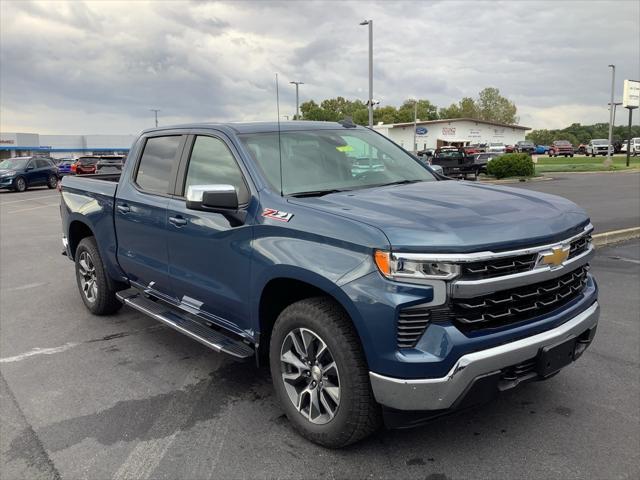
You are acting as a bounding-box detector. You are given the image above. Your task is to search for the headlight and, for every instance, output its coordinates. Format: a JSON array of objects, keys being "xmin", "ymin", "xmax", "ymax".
[
  {"xmin": 374, "ymin": 250, "xmax": 460, "ymax": 283},
  {"xmin": 0, "ymin": 170, "xmax": 16, "ymax": 178}
]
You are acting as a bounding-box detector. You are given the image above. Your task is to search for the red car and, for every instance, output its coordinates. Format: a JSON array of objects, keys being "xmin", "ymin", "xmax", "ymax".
[
  {"xmin": 505, "ymin": 145, "xmax": 516, "ymax": 153},
  {"xmin": 548, "ymin": 140, "xmax": 574, "ymax": 157},
  {"xmin": 72, "ymin": 156, "xmax": 100, "ymax": 175}
]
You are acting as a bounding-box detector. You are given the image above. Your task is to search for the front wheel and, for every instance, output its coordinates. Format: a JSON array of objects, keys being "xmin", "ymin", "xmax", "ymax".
[
  {"xmin": 75, "ymin": 237, "xmax": 122, "ymax": 315},
  {"xmin": 13, "ymin": 176, "xmax": 27, "ymax": 192},
  {"xmin": 269, "ymin": 297, "xmax": 381, "ymax": 447}
]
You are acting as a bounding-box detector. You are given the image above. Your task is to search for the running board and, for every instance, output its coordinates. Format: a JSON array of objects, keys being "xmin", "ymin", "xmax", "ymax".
[{"xmin": 116, "ymin": 288, "xmax": 254, "ymax": 359}]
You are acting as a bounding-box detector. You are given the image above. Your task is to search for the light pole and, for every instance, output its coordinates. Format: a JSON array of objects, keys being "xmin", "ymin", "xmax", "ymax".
[
  {"xmin": 150, "ymin": 109, "xmax": 160, "ymax": 128},
  {"xmin": 625, "ymin": 106, "xmax": 638, "ymax": 167},
  {"xmin": 360, "ymin": 20, "xmax": 373, "ymax": 128},
  {"xmin": 289, "ymin": 81, "xmax": 303, "ymax": 120},
  {"xmin": 413, "ymin": 99, "xmax": 418, "ymax": 153},
  {"xmin": 606, "ymin": 65, "xmax": 615, "ymax": 165}
]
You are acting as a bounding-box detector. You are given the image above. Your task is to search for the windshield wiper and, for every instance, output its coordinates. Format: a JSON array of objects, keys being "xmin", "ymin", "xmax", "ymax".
[
  {"xmin": 377, "ymin": 179, "xmax": 423, "ymax": 188},
  {"xmin": 289, "ymin": 189, "xmax": 346, "ymax": 198}
]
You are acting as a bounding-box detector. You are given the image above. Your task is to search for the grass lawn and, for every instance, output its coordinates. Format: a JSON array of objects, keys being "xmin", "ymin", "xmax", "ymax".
[{"xmin": 534, "ymin": 155, "xmax": 639, "ymax": 172}]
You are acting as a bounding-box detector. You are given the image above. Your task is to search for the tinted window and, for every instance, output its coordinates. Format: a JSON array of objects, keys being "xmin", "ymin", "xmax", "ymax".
[
  {"xmin": 136, "ymin": 136, "xmax": 182, "ymax": 194},
  {"xmin": 36, "ymin": 159, "xmax": 51, "ymax": 168},
  {"xmin": 184, "ymin": 136, "xmax": 249, "ymax": 204},
  {"xmin": 79, "ymin": 157, "xmax": 98, "ymax": 165}
]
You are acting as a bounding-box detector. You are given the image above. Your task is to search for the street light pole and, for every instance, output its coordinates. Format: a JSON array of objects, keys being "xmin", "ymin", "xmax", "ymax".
[
  {"xmin": 625, "ymin": 106, "xmax": 637, "ymax": 167},
  {"xmin": 289, "ymin": 81, "xmax": 304, "ymax": 120},
  {"xmin": 606, "ymin": 65, "xmax": 615, "ymax": 165},
  {"xmin": 413, "ymin": 100, "xmax": 418, "ymax": 153},
  {"xmin": 150, "ymin": 109, "xmax": 160, "ymax": 128},
  {"xmin": 360, "ymin": 20, "xmax": 373, "ymax": 128}
]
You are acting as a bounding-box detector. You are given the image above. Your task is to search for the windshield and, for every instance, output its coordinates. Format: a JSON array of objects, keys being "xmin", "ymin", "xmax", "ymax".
[
  {"xmin": 0, "ymin": 158, "xmax": 29, "ymax": 170},
  {"xmin": 239, "ymin": 128, "xmax": 436, "ymax": 196},
  {"xmin": 592, "ymin": 140, "xmax": 608, "ymax": 145},
  {"xmin": 555, "ymin": 141, "xmax": 571, "ymax": 146},
  {"xmin": 489, "ymin": 143, "xmax": 503, "ymax": 147}
]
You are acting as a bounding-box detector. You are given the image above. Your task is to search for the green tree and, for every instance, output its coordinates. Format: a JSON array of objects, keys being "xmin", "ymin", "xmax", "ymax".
[
  {"xmin": 395, "ymin": 99, "xmax": 439, "ymax": 123},
  {"xmin": 476, "ymin": 87, "xmax": 519, "ymax": 124},
  {"xmin": 439, "ymin": 97, "xmax": 478, "ymax": 120}
]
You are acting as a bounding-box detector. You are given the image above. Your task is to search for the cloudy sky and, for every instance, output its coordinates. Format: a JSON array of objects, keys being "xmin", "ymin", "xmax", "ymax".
[{"xmin": 1, "ymin": 0, "xmax": 638, "ymax": 134}]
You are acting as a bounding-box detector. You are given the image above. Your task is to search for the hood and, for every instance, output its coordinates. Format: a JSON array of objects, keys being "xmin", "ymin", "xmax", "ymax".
[
  {"xmin": 290, "ymin": 181, "xmax": 589, "ymax": 252},
  {"xmin": 0, "ymin": 169, "xmax": 17, "ymax": 176}
]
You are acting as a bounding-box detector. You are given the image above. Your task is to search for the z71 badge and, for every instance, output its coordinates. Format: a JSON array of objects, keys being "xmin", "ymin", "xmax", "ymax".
[{"xmin": 262, "ymin": 208, "xmax": 294, "ymax": 222}]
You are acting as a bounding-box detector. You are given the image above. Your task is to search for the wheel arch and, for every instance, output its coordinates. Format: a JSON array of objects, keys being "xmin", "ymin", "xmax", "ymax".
[
  {"xmin": 68, "ymin": 219, "xmax": 95, "ymax": 259},
  {"xmin": 255, "ymin": 273, "xmax": 369, "ymax": 363}
]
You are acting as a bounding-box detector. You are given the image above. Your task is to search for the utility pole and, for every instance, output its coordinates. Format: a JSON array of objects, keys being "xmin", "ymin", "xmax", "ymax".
[
  {"xmin": 360, "ymin": 20, "xmax": 373, "ymax": 128},
  {"xmin": 413, "ymin": 100, "xmax": 418, "ymax": 153},
  {"xmin": 150, "ymin": 109, "xmax": 160, "ymax": 128},
  {"xmin": 625, "ymin": 106, "xmax": 637, "ymax": 167},
  {"xmin": 606, "ymin": 65, "xmax": 615, "ymax": 166},
  {"xmin": 289, "ymin": 81, "xmax": 304, "ymax": 120}
]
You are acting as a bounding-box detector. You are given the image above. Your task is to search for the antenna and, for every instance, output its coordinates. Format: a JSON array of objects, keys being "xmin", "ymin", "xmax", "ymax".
[{"xmin": 276, "ymin": 73, "xmax": 284, "ymax": 196}]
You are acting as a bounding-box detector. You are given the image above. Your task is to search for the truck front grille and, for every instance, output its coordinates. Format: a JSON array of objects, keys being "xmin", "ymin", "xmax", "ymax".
[
  {"xmin": 452, "ymin": 266, "xmax": 589, "ymax": 330},
  {"xmin": 459, "ymin": 234, "xmax": 591, "ymax": 280}
]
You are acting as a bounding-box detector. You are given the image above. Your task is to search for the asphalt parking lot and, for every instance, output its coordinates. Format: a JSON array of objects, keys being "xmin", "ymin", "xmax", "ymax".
[
  {"xmin": 1, "ymin": 186, "xmax": 639, "ymax": 480},
  {"xmin": 512, "ymin": 171, "xmax": 640, "ymax": 232}
]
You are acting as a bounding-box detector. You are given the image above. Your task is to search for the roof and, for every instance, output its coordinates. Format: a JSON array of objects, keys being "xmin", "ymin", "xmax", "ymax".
[
  {"xmin": 142, "ymin": 121, "xmax": 367, "ymax": 135},
  {"xmin": 376, "ymin": 118, "xmax": 530, "ymax": 131}
]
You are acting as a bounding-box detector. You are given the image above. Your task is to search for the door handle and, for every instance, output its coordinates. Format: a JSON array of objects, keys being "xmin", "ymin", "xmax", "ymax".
[
  {"xmin": 116, "ymin": 204, "xmax": 131, "ymax": 214},
  {"xmin": 169, "ymin": 216, "xmax": 187, "ymax": 227}
]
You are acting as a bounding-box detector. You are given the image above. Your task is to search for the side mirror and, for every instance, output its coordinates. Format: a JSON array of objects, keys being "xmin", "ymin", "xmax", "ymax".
[
  {"xmin": 185, "ymin": 184, "xmax": 246, "ymax": 225},
  {"xmin": 25, "ymin": 166, "xmax": 34, "ymax": 171}
]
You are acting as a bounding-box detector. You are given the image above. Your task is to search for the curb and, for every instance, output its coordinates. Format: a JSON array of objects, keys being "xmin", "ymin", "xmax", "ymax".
[
  {"xmin": 479, "ymin": 176, "xmax": 553, "ymax": 185},
  {"xmin": 593, "ymin": 227, "xmax": 640, "ymax": 247}
]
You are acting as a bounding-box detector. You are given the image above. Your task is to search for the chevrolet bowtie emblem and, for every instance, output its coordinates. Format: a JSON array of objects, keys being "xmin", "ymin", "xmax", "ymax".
[{"xmin": 539, "ymin": 245, "xmax": 570, "ymax": 268}]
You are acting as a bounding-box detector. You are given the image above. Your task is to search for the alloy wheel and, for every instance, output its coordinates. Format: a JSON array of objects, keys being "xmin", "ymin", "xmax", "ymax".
[
  {"xmin": 78, "ymin": 251, "xmax": 98, "ymax": 303},
  {"xmin": 280, "ymin": 328, "xmax": 341, "ymax": 425}
]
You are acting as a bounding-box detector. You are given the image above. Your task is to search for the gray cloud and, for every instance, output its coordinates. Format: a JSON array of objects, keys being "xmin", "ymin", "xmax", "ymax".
[{"xmin": 0, "ymin": 0, "xmax": 638, "ymax": 134}]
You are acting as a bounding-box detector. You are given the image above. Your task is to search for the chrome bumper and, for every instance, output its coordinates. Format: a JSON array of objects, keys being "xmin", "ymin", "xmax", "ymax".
[{"xmin": 370, "ymin": 301, "xmax": 599, "ymax": 411}]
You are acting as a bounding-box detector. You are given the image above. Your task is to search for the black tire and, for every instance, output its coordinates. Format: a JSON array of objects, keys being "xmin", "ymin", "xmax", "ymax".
[
  {"xmin": 75, "ymin": 236, "xmax": 122, "ymax": 315},
  {"xmin": 47, "ymin": 174, "xmax": 58, "ymax": 189},
  {"xmin": 13, "ymin": 176, "xmax": 27, "ymax": 192},
  {"xmin": 269, "ymin": 297, "xmax": 381, "ymax": 448}
]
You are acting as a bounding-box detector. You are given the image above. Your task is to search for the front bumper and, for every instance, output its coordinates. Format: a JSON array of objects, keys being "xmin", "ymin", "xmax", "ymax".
[{"xmin": 370, "ymin": 301, "xmax": 599, "ymax": 411}]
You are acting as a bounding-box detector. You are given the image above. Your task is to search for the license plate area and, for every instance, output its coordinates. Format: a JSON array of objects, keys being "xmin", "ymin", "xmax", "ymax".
[{"xmin": 537, "ymin": 337, "xmax": 576, "ymax": 377}]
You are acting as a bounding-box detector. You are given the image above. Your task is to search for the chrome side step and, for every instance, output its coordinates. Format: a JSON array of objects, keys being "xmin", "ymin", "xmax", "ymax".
[{"xmin": 116, "ymin": 288, "xmax": 254, "ymax": 359}]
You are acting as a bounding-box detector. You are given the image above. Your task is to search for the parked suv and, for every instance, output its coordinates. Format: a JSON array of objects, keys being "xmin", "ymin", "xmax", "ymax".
[
  {"xmin": 72, "ymin": 156, "xmax": 100, "ymax": 175},
  {"xmin": 60, "ymin": 121, "xmax": 599, "ymax": 447},
  {"xmin": 548, "ymin": 140, "xmax": 575, "ymax": 157},
  {"xmin": 515, "ymin": 141, "xmax": 535, "ymax": 154},
  {"xmin": 0, "ymin": 156, "xmax": 59, "ymax": 192},
  {"xmin": 586, "ymin": 139, "xmax": 612, "ymax": 157}
]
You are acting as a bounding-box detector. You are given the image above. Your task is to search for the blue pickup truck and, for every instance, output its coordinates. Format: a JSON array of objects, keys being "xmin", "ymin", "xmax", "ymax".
[{"xmin": 60, "ymin": 121, "xmax": 599, "ymax": 447}]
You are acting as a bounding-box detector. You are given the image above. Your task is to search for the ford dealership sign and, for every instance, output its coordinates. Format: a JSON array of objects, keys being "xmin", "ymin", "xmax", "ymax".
[{"xmin": 415, "ymin": 127, "xmax": 428, "ymax": 135}]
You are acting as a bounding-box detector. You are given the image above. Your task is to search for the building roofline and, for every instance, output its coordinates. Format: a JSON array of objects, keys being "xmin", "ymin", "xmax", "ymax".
[{"xmin": 375, "ymin": 118, "xmax": 530, "ymax": 131}]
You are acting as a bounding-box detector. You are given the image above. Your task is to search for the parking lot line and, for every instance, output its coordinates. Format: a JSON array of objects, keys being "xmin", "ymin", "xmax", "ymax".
[
  {"xmin": 0, "ymin": 194, "xmax": 60, "ymax": 206},
  {"xmin": 1, "ymin": 203, "xmax": 59, "ymax": 214},
  {"xmin": 0, "ymin": 343, "xmax": 79, "ymax": 364}
]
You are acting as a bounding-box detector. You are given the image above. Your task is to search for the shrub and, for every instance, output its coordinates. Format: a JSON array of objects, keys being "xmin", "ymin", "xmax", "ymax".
[{"xmin": 487, "ymin": 153, "xmax": 535, "ymax": 179}]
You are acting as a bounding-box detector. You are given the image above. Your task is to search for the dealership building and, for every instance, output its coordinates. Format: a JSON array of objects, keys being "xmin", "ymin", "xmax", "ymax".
[
  {"xmin": 373, "ymin": 118, "xmax": 530, "ymax": 151},
  {"xmin": 0, "ymin": 132, "xmax": 135, "ymax": 159}
]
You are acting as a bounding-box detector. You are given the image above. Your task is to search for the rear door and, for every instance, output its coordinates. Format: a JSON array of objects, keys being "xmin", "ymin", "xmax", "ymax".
[
  {"xmin": 165, "ymin": 132, "xmax": 255, "ymax": 333},
  {"xmin": 115, "ymin": 133, "xmax": 187, "ymax": 300}
]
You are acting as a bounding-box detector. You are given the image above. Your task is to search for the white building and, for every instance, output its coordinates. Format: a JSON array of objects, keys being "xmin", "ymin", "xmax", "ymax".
[
  {"xmin": 0, "ymin": 132, "xmax": 136, "ymax": 159},
  {"xmin": 373, "ymin": 118, "xmax": 530, "ymax": 151}
]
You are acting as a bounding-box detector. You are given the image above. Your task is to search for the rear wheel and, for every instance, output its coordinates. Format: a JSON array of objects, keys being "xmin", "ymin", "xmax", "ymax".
[
  {"xmin": 47, "ymin": 174, "xmax": 58, "ymax": 189},
  {"xmin": 75, "ymin": 237, "xmax": 122, "ymax": 315},
  {"xmin": 269, "ymin": 297, "xmax": 381, "ymax": 448},
  {"xmin": 13, "ymin": 176, "xmax": 27, "ymax": 192}
]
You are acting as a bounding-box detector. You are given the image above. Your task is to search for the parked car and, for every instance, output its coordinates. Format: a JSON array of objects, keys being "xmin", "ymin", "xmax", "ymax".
[
  {"xmin": 60, "ymin": 121, "xmax": 599, "ymax": 448},
  {"xmin": 548, "ymin": 140, "xmax": 575, "ymax": 157},
  {"xmin": 535, "ymin": 145, "xmax": 550, "ymax": 154},
  {"xmin": 586, "ymin": 139, "xmax": 612, "ymax": 157},
  {"xmin": 56, "ymin": 159, "xmax": 75, "ymax": 177},
  {"xmin": 0, "ymin": 156, "xmax": 59, "ymax": 192},
  {"xmin": 515, "ymin": 141, "xmax": 535, "ymax": 154},
  {"xmin": 620, "ymin": 137, "xmax": 640, "ymax": 156},
  {"xmin": 72, "ymin": 156, "xmax": 100, "ymax": 175},
  {"xmin": 95, "ymin": 155, "xmax": 126, "ymax": 174},
  {"xmin": 462, "ymin": 145, "xmax": 481, "ymax": 155},
  {"xmin": 473, "ymin": 152, "xmax": 502, "ymax": 173},
  {"xmin": 505, "ymin": 145, "xmax": 516, "ymax": 153},
  {"xmin": 486, "ymin": 142, "xmax": 506, "ymax": 154},
  {"xmin": 577, "ymin": 144, "xmax": 587, "ymax": 155},
  {"xmin": 431, "ymin": 147, "xmax": 481, "ymax": 178}
]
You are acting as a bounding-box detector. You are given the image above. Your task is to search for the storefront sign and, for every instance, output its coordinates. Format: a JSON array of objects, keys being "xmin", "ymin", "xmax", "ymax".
[
  {"xmin": 442, "ymin": 127, "xmax": 456, "ymax": 136},
  {"xmin": 415, "ymin": 127, "xmax": 428, "ymax": 136},
  {"xmin": 0, "ymin": 139, "xmax": 15, "ymax": 144}
]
